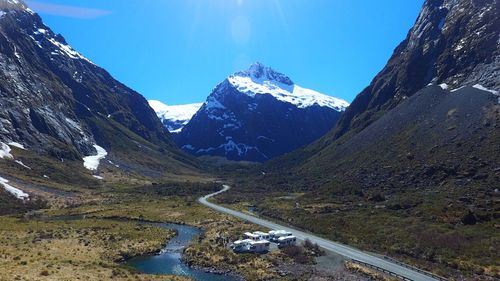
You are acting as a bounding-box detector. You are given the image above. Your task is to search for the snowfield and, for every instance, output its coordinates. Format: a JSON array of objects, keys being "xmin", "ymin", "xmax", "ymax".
[
  {"xmin": 0, "ymin": 176, "xmax": 29, "ymax": 200},
  {"xmin": 227, "ymin": 75, "xmax": 349, "ymax": 111},
  {"xmin": 83, "ymin": 145, "xmax": 108, "ymax": 171},
  {"xmin": 148, "ymin": 100, "xmax": 203, "ymax": 133}
]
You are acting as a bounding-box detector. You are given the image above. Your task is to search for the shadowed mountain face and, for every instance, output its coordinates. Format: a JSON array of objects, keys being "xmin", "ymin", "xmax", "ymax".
[
  {"xmin": 296, "ymin": 85, "xmax": 499, "ymax": 189},
  {"xmin": 253, "ymin": 0, "xmax": 499, "ymax": 205},
  {"xmin": 175, "ymin": 63, "xmax": 349, "ymax": 162},
  {"xmin": 0, "ymin": 0, "xmax": 196, "ymax": 174},
  {"xmin": 332, "ymin": 0, "xmax": 499, "ymax": 140}
]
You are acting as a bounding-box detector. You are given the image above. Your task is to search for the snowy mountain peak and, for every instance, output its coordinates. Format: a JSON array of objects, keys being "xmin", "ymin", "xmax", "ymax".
[
  {"xmin": 0, "ymin": 0, "xmax": 33, "ymax": 15},
  {"xmin": 226, "ymin": 63, "xmax": 349, "ymax": 111},
  {"xmin": 234, "ymin": 62, "xmax": 294, "ymax": 86}
]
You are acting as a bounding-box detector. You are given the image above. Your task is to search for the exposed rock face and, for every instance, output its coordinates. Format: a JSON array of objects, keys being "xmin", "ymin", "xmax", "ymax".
[
  {"xmin": 176, "ymin": 63, "xmax": 349, "ymax": 162},
  {"xmin": 333, "ymin": 0, "xmax": 499, "ymax": 139},
  {"xmin": 0, "ymin": 0, "xmax": 176, "ymax": 160}
]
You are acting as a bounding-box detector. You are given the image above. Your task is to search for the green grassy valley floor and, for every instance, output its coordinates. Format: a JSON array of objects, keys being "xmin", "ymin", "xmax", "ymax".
[
  {"xmin": 214, "ymin": 183, "xmax": 499, "ymax": 281},
  {"xmin": 0, "ymin": 168, "xmax": 377, "ymax": 281}
]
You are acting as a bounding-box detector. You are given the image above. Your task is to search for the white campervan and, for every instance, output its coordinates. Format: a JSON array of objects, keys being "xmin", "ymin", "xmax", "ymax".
[
  {"xmin": 269, "ymin": 230, "xmax": 293, "ymax": 242},
  {"xmin": 249, "ymin": 240, "xmax": 270, "ymax": 253},
  {"xmin": 277, "ymin": 236, "xmax": 297, "ymax": 248},
  {"xmin": 231, "ymin": 239, "xmax": 253, "ymax": 253},
  {"xmin": 253, "ymin": 231, "xmax": 271, "ymax": 240},
  {"xmin": 243, "ymin": 232, "xmax": 261, "ymax": 241}
]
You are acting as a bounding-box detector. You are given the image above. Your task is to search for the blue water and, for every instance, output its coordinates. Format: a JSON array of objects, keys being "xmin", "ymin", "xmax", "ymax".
[{"xmin": 126, "ymin": 223, "xmax": 240, "ymax": 281}]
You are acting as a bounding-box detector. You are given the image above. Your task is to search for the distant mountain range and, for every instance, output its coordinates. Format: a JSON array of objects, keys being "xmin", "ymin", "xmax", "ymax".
[{"xmin": 165, "ymin": 63, "xmax": 349, "ymax": 162}]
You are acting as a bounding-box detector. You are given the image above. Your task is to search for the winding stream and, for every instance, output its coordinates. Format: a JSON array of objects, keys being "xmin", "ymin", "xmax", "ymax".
[{"xmin": 125, "ymin": 223, "xmax": 241, "ymax": 281}]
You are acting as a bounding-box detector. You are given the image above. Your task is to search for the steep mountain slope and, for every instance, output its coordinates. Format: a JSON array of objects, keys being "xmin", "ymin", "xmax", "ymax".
[
  {"xmin": 330, "ymin": 0, "xmax": 499, "ymax": 140},
  {"xmin": 0, "ymin": 0, "xmax": 198, "ymax": 182},
  {"xmin": 292, "ymin": 85, "xmax": 499, "ymax": 189},
  {"xmin": 176, "ymin": 63, "xmax": 349, "ymax": 162},
  {"xmin": 148, "ymin": 100, "xmax": 203, "ymax": 133}
]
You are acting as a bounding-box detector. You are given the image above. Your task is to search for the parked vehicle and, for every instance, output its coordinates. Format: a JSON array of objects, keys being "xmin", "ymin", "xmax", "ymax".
[
  {"xmin": 249, "ymin": 240, "xmax": 270, "ymax": 253},
  {"xmin": 277, "ymin": 236, "xmax": 297, "ymax": 248},
  {"xmin": 231, "ymin": 239, "xmax": 253, "ymax": 253},
  {"xmin": 244, "ymin": 232, "xmax": 261, "ymax": 241},
  {"xmin": 269, "ymin": 230, "xmax": 293, "ymax": 242},
  {"xmin": 253, "ymin": 231, "xmax": 271, "ymax": 240}
]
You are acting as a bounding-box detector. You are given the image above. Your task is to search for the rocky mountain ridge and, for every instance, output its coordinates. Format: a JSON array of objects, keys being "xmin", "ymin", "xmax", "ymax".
[{"xmin": 0, "ymin": 0, "xmax": 196, "ymax": 177}]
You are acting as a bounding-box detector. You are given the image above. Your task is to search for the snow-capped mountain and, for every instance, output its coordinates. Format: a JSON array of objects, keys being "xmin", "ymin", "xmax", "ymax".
[
  {"xmin": 148, "ymin": 100, "xmax": 203, "ymax": 133},
  {"xmin": 176, "ymin": 63, "xmax": 349, "ymax": 162}
]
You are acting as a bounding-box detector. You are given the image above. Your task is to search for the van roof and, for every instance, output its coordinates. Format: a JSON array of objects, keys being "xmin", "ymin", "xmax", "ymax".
[
  {"xmin": 270, "ymin": 230, "xmax": 292, "ymax": 235},
  {"xmin": 277, "ymin": 236, "xmax": 296, "ymax": 241},
  {"xmin": 234, "ymin": 239, "xmax": 253, "ymax": 244},
  {"xmin": 250, "ymin": 240, "xmax": 270, "ymax": 245}
]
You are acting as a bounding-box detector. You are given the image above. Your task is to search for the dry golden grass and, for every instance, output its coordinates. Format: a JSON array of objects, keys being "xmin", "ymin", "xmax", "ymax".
[
  {"xmin": 0, "ymin": 216, "xmax": 189, "ymax": 281},
  {"xmin": 344, "ymin": 261, "xmax": 398, "ymax": 281}
]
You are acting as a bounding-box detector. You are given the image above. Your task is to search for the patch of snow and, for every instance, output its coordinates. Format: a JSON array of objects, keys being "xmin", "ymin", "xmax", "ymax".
[
  {"xmin": 0, "ymin": 176, "xmax": 29, "ymax": 200},
  {"xmin": 43, "ymin": 175, "xmax": 49, "ymax": 179},
  {"xmin": 93, "ymin": 175, "xmax": 103, "ymax": 180},
  {"xmin": 196, "ymin": 140, "xmax": 268, "ymax": 159},
  {"xmin": 13, "ymin": 45, "xmax": 21, "ymax": 60},
  {"xmin": 15, "ymin": 160, "xmax": 31, "ymax": 170},
  {"xmin": 47, "ymin": 37, "xmax": 93, "ymax": 64},
  {"xmin": 438, "ymin": 83, "xmax": 449, "ymax": 90},
  {"xmin": 8, "ymin": 142, "xmax": 25, "ymax": 150},
  {"xmin": 0, "ymin": 11, "xmax": 6, "ymax": 18},
  {"xmin": 0, "ymin": 142, "xmax": 13, "ymax": 159},
  {"xmin": 83, "ymin": 145, "xmax": 108, "ymax": 171},
  {"xmin": 205, "ymin": 96, "xmax": 226, "ymax": 111},
  {"xmin": 450, "ymin": 86, "xmax": 466, "ymax": 93},
  {"xmin": 472, "ymin": 84, "xmax": 499, "ymax": 95},
  {"xmin": 182, "ymin": 144, "xmax": 195, "ymax": 150},
  {"xmin": 454, "ymin": 39, "xmax": 466, "ymax": 52}
]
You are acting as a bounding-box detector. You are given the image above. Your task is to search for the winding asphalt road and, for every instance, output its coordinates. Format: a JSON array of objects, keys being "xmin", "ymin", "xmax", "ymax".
[{"xmin": 199, "ymin": 185, "xmax": 440, "ymax": 281}]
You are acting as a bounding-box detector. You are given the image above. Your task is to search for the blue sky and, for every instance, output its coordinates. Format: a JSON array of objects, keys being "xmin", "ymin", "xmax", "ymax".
[{"xmin": 26, "ymin": 0, "xmax": 424, "ymax": 105}]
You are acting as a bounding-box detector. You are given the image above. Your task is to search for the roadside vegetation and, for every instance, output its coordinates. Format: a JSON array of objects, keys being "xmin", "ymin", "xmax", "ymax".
[{"xmin": 214, "ymin": 182, "xmax": 499, "ymax": 280}]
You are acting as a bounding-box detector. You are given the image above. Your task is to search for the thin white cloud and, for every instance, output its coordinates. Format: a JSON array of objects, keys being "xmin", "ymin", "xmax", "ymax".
[{"xmin": 26, "ymin": 1, "xmax": 111, "ymax": 19}]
